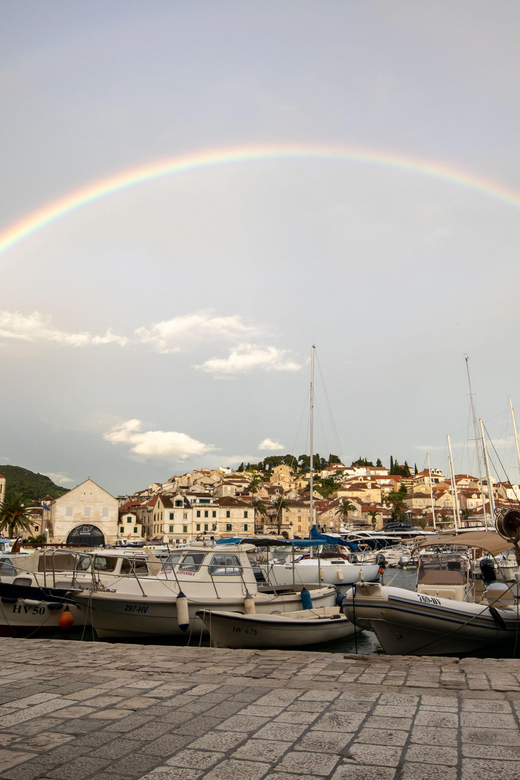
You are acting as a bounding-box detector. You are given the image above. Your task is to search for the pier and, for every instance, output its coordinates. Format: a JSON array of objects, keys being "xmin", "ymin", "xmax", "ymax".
[{"xmin": 0, "ymin": 639, "xmax": 519, "ymax": 779}]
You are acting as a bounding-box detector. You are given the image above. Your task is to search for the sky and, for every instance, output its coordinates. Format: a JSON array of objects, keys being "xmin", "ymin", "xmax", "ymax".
[{"xmin": 2, "ymin": 1, "xmax": 520, "ymax": 497}]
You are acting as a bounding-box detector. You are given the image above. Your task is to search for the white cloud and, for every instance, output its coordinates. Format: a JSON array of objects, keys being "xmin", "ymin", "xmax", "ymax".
[
  {"xmin": 135, "ymin": 312, "xmax": 258, "ymax": 354},
  {"xmin": 259, "ymin": 438, "xmax": 285, "ymax": 451},
  {"xmin": 103, "ymin": 419, "xmax": 216, "ymax": 461},
  {"xmin": 0, "ymin": 311, "xmax": 128, "ymax": 348},
  {"xmin": 196, "ymin": 344, "xmax": 302, "ymax": 375},
  {"xmin": 44, "ymin": 472, "xmax": 74, "ymax": 485}
]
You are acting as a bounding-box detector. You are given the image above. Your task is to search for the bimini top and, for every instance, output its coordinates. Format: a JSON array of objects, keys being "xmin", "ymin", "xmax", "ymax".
[{"xmin": 417, "ymin": 531, "xmax": 513, "ymax": 557}]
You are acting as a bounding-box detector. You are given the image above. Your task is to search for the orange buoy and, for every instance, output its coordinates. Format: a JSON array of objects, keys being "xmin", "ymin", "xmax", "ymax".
[{"xmin": 59, "ymin": 606, "xmax": 74, "ymax": 628}]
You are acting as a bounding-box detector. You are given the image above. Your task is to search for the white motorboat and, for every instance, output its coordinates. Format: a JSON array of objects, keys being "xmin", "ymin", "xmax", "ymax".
[
  {"xmin": 0, "ymin": 548, "xmax": 163, "ymax": 636},
  {"xmin": 265, "ymin": 554, "xmax": 380, "ymax": 592},
  {"xmin": 196, "ymin": 605, "xmax": 361, "ymax": 649},
  {"xmin": 71, "ymin": 542, "xmax": 339, "ymax": 640},
  {"xmin": 343, "ymin": 531, "xmax": 520, "ymax": 655}
]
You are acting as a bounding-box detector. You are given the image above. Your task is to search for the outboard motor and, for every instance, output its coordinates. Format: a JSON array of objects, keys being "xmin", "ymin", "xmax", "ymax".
[
  {"xmin": 375, "ymin": 552, "xmax": 386, "ymax": 570},
  {"xmin": 479, "ymin": 557, "xmax": 496, "ymax": 584}
]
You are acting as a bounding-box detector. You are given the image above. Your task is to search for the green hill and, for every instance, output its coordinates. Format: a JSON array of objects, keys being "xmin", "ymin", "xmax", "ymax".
[{"xmin": 0, "ymin": 465, "xmax": 69, "ymax": 504}]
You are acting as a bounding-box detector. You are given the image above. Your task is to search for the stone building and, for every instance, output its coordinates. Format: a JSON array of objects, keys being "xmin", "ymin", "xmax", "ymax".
[{"xmin": 47, "ymin": 478, "xmax": 118, "ymax": 546}]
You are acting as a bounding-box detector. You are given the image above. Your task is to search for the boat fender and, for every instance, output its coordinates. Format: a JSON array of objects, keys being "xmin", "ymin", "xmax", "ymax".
[
  {"xmin": 243, "ymin": 591, "xmax": 256, "ymax": 614},
  {"xmin": 176, "ymin": 591, "xmax": 190, "ymax": 632},
  {"xmin": 378, "ymin": 567, "xmax": 385, "ymax": 576},
  {"xmin": 488, "ymin": 606, "xmax": 507, "ymax": 630},
  {"xmin": 58, "ymin": 606, "xmax": 74, "ymax": 628},
  {"xmin": 300, "ymin": 586, "xmax": 313, "ymax": 610},
  {"xmin": 337, "ymin": 568, "xmax": 344, "ymax": 581},
  {"xmin": 335, "ymin": 590, "xmax": 344, "ymax": 607}
]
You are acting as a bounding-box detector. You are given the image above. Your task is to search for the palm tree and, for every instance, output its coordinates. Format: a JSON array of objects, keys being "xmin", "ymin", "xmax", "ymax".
[
  {"xmin": 0, "ymin": 493, "xmax": 34, "ymax": 538},
  {"xmin": 270, "ymin": 495, "xmax": 292, "ymax": 535},
  {"xmin": 367, "ymin": 510, "xmax": 379, "ymax": 528},
  {"xmin": 248, "ymin": 474, "xmax": 263, "ymax": 495},
  {"xmin": 335, "ymin": 498, "xmax": 356, "ymax": 527},
  {"xmin": 252, "ymin": 496, "xmax": 267, "ymax": 533}
]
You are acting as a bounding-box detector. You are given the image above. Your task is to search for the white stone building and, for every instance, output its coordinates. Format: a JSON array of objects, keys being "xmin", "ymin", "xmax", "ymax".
[{"xmin": 48, "ymin": 478, "xmax": 118, "ymax": 546}]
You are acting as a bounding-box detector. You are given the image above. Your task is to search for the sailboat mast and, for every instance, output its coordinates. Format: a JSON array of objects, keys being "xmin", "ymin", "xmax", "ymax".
[
  {"xmin": 465, "ymin": 356, "xmax": 488, "ymax": 528},
  {"xmin": 309, "ymin": 345, "xmax": 315, "ymax": 532},
  {"xmin": 447, "ymin": 434, "xmax": 460, "ymax": 531},
  {"xmin": 509, "ymin": 398, "xmax": 520, "ymax": 503},
  {"xmin": 427, "ymin": 452, "xmax": 437, "ymax": 531},
  {"xmin": 479, "ymin": 418, "xmax": 496, "ymax": 522}
]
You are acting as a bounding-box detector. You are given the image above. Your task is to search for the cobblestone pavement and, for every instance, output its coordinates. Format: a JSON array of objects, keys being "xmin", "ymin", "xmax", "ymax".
[{"xmin": 0, "ymin": 638, "xmax": 520, "ymax": 780}]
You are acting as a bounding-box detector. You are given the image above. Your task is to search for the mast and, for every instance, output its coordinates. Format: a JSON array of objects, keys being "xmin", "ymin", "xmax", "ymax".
[
  {"xmin": 309, "ymin": 345, "xmax": 315, "ymax": 533},
  {"xmin": 427, "ymin": 452, "xmax": 437, "ymax": 531},
  {"xmin": 465, "ymin": 356, "xmax": 488, "ymax": 528},
  {"xmin": 479, "ymin": 418, "xmax": 496, "ymax": 522},
  {"xmin": 447, "ymin": 434, "xmax": 460, "ymax": 531},
  {"xmin": 509, "ymin": 398, "xmax": 520, "ymax": 503}
]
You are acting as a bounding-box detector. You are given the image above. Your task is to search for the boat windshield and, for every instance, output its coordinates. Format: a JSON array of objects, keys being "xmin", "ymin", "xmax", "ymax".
[
  {"xmin": 208, "ymin": 554, "xmax": 243, "ymax": 576},
  {"xmin": 417, "ymin": 553, "xmax": 469, "ymax": 586}
]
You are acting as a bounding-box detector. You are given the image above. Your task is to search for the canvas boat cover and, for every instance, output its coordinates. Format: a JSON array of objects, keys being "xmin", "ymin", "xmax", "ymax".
[{"xmin": 417, "ymin": 531, "xmax": 513, "ymax": 556}]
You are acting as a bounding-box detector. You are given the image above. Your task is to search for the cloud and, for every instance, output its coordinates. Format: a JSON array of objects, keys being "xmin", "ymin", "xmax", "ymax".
[
  {"xmin": 0, "ymin": 311, "xmax": 128, "ymax": 348},
  {"xmin": 44, "ymin": 472, "xmax": 74, "ymax": 485},
  {"xmin": 135, "ymin": 312, "xmax": 258, "ymax": 354},
  {"xmin": 103, "ymin": 419, "xmax": 217, "ymax": 461},
  {"xmin": 196, "ymin": 344, "xmax": 302, "ymax": 375},
  {"xmin": 259, "ymin": 438, "xmax": 285, "ymax": 451}
]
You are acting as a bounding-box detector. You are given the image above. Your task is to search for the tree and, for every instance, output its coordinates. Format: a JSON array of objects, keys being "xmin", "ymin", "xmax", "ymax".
[
  {"xmin": 315, "ymin": 475, "xmax": 341, "ymax": 499},
  {"xmin": 252, "ymin": 497, "xmax": 268, "ymax": 532},
  {"xmin": 335, "ymin": 498, "xmax": 357, "ymax": 526},
  {"xmin": 367, "ymin": 510, "xmax": 379, "ymax": 528},
  {"xmin": 0, "ymin": 493, "xmax": 34, "ymax": 538},
  {"xmin": 383, "ymin": 486, "xmax": 408, "ymax": 520},
  {"xmin": 270, "ymin": 495, "xmax": 292, "ymax": 534},
  {"xmin": 248, "ymin": 474, "xmax": 263, "ymax": 494}
]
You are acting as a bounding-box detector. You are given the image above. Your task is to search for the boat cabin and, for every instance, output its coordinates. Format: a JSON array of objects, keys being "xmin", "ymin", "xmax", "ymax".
[{"xmin": 416, "ymin": 552, "xmax": 471, "ymax": 601}]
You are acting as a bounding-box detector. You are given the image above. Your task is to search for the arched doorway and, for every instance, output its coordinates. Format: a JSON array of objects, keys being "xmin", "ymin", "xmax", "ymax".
[{"xmin": 66, "ymin": 524, "xmax": 105, "ymax": 547}]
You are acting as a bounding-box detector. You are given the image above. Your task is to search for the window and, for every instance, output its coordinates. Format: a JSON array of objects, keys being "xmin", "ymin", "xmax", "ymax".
[
  {"xmin": 183, "ymin": 525, "xmax": 188, "ymax": 533},
  {"xmin": 175, "ymin": 500, "xmax": 183, "ymax": 507},
  {"xmin": 134, "ymin": 527, "xmax": 138, "ymax": 534},
  {"xmin": 204, "ymin": 510, "xmax": 209, "ymax": 518},
  {"xmin": 208, "ymin": 554, "xmax": 242, "ymax": 576},
  {"xmin": 212, "ymin": 511, "xmax": 216, "ymax": 518},
  {"xmin": 204, "ymin": 524, "xmax": 209, "ymax": 531},
  {"xmin": 127, "ymin": 517, "xmax": 132, "ymax": 523},
  {"xmin": 226, "ymin": 524, "xmax": 232, "ymax": 532},
  {"xmin": 226, "ymin": 511, "xmax": 230, "ymax": 518},
  {"xmin": 196, "ymin": 510, "xmax": 201, "ymax": 518},
  {"xmin": 196, "ymin": 524, "xmax": 201, "ymax": 531},
  {"xmin": 169, "ymin": 513, "xmax": 174, "ymax": 520},
  {"xmin": 119, "ymin": 526, "xmax": 124, "ymax": 533},
  {"xmin": 183, "ymin": 513, "xmax": 188, "ymax": 520},
  {"xmin": 169, "ymin": 525, "xmax": 173, "ymax": 532},
  {"xmin": 178, "ymin": 553, "xmax": 205, "ymax": 573},
  {"xmin": 244, "ymin": 511, "xmax": 248, "ymax": 518},
  {"xmin": 243, "ymin": 524, "xmax": 248, "ymax": 532}
]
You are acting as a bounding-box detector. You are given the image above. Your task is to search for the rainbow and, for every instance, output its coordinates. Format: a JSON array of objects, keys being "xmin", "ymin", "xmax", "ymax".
[{"xmin": 1, "ymin": 143, "xmax": 520, "ymax": 257}]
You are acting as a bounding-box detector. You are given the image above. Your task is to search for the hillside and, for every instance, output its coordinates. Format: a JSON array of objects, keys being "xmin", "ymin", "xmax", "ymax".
[{"xmin": 0, "ymin": 465, "xmax": 69, "ymax": 504}]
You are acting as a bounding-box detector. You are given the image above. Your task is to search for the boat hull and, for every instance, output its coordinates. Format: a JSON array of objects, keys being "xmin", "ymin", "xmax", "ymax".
[
  {"xmin": 197, "ymin": 606, "xmax": 360, "ymax": 649},
  {"xmin": 72, "ymin": 585, "xmax": 338, "ymax": 640},
  {"xmin": 0, "ymin": 597, "xmax": 86, "ymax": 636},
  {"xmin": 343, "ymin": 582, "xmax": 520, "ymax": 656}
]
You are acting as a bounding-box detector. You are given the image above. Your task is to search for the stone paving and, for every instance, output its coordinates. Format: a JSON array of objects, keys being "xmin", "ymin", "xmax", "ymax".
[{"xmin": 0, "ymin": 638, "xmax": 519, "ymax": 780}]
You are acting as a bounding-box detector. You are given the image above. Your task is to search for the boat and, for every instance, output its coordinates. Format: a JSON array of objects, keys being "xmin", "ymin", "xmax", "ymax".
[
  {"xmin": 0, "ymin": 548, "xmax": 164, "ymax": 636},
  {"xmin": 264, "ymin": 551, "xmax": 380, "ymax": 591},
  {"xmin": 196, "ymin": 605, "xmax": 361, "ymax": 649},
  {"xmin": 342, "ymin": 526, "xmax": 520, "ymax": 655},
  {"xmin": 70, "ymin": 541, "xmax": 339, "ymax": 640}
]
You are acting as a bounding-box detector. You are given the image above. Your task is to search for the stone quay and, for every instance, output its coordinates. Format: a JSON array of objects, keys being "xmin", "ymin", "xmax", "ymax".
[{"xmin": 0, "ymin": 638, "xmax": 519, "ymax": 780}]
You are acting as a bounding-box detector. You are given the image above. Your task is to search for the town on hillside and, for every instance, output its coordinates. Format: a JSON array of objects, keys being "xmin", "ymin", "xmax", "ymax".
[{"xmin": 1, "ymin": 457, "xmax": 519, "ymax": 548}]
